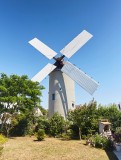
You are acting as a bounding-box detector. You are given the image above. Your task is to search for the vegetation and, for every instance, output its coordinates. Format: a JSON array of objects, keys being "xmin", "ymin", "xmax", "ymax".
[
  {"xmin": 49, "ymin": 113, "xmax": 65, "ymax": 137},
  {"xmin": 86, "ymin": 134, "xmax": 112, "ymax": 149},
  {"xmin": 0, "ymin": 134, "xmax": 7, "ymax": 155},
  {"xmin": 1, "ymin": 136, "xmax": 116, "ymax": 160},
  {"xmin": 61, "ymin": 129, "xmax": 74, "ymax": 140},
  {"xmin": 1, "ymin": 73, "xmax": 121, "ymax": 139},
  {"xmin": 68, "ymin": 100, "xmax": 98, "ymax": 139},
  {"xmin": 68, "ymin": 100, "xmax": 121, "ymax": 140},
  {"xmin": 0, "ymin": 73, "xmax": 44, "ymax": 137},
  {"xmin": 35, "ymin": 116, "xmax": 50, "ymax": 135},
  {"xmin": 36, "ymin": 129, "xmax": 45, "ymax": 141},
  {"xmin": 1, "ymin": 72, "xmax": 121, "ymax": 159}
]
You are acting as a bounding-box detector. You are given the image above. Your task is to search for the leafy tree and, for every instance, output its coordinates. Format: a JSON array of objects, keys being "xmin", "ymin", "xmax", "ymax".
[
  {"xmin": 36, "ymin": 116, "xmax": 50, "ymax": 134},
  {"xmin": 68, "ymin": 101, "xmax": 121, "ymax": 140},
  {"xmin": 49, "ymin": 113, "xmax": 65, "ymax": 137},
  {"xmin": 0, "ymin": 73, "xmax": 44, "ymax": 136},
  {"xmin": 68, "ymin": 100, "xmax": 99, "ymax": 139},
  {"xmin": 98, "ymin": 104, "xmax": 121, "ymax": 131},
  {"xmin": 10, "ymin": 113, "xmax": 29, "ymax": 136},
  {"xmin": 0, "ymin": 112, "xmax": 18, "ymax": 137}
]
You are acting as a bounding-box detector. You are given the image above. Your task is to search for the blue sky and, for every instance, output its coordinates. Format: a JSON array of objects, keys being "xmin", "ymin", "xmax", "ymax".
[{"xmin": 0, "ymin": 0, "xmax": 121, "ymax": 108}]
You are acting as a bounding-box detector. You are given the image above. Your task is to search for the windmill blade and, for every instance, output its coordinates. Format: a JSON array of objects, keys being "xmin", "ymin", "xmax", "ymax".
[
  {"xmin": 29, "ymin": 38, "xmax": 57, "ymax": 59},
  {"xmin": 61, "ymin": 61, "xmax": 99, "ymax": 95},
  {"xmin": 32, "ymin": 63, "xmax": 56, "ymax": 82},
  {"xmin": 60, "ymin": 30, "xmax": 93, "ymax": 58}
]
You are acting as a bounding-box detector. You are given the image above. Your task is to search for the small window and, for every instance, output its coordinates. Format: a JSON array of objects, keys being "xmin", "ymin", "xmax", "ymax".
[
  {"xmin": 72, "ymin": 103, "xmax": 74, "ymax": 107},
  {"xmin": 52, "ymin": 94, "xmax": 55, "ymax": 100}
]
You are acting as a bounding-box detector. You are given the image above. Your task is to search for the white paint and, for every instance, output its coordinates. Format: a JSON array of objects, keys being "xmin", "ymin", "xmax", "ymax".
[
  {"xmin": 62, "ymin": 61, "xmax": 99, "ymax": 95},
  {"xmin": 29, "ymin": 38, "xmax": 57, "ymax": 59},
  {"xmin": 60, "ymin": 30, "xmax": 93, "ymax": 58},
  {"xmin": 31, "ymin": 63, "xmax": 56, "ymax": 82},
  {"xmin": 48, "ymin": 69, "xmax": 75, "ymax": 119}
]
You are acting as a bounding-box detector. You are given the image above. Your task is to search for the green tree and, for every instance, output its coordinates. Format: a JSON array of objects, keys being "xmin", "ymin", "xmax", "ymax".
[
  {"xmin": 68, "ymin": 100, "xmax": 99, "ymax": 139},
  {"xmin": 36, "ymin": 116, "xmax": 50, "ymax": 134},
  {"xmin": 0, "ymin": 73, "xmax": 44, "ymax": 136},
  {"xmin": 49, "ymin": 113, "xmax": 65, "ymax": 137},
  {"xmin": 98, "ymin": 104, "xmax": 121, "ymax": 131}
]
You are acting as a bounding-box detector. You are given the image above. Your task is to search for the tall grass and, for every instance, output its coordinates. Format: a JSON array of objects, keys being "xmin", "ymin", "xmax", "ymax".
[{"xmin": 0, "ymin": 134, "xmax": 7, "ymax": 155}]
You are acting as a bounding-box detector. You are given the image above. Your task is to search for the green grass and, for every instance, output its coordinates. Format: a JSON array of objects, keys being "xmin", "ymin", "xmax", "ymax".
[{"xmin": 0, "ymin": 134, "xmax": 7, "ymax": 156}]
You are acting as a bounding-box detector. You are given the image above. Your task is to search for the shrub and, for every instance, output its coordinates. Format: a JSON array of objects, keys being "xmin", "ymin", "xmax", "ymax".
[
  {"xmin": 0, "ymin": 134, "xmax": 7, "ymax": 155},
  {"xmin": 49, "ymin": 113, "xmax": 65, "ymax": 137},
  {"xmin": 82, "ymin": 135, "xmax": 87, "ymax": 140},
  {"xmin": 91, "ymin": 134, "xmax": 112, "ymax": 149},
  {"xmin": 36, "ymin": 117, "xmax": 50, "ymax": 135},
  {"xmin": 36, "ymin": 129, "xmax": 45, "ymax": 141},
  {"xmin": 61, "ymin": 129, "xmax": 73, "ymax": 140},
  {"xmin": 69, "ymin": 124, "xmax": 80, "ymax": 139},
  {"xmin": 61, "ymin": 133, "xmax": 70, "ymax": 140},
  {"xmin": 0, "ymin": 134, "xmax": 7, "ymax": 144},
  {"xmin": 67, "ymin": 129, "xmax": 73, "ymax": 137}
]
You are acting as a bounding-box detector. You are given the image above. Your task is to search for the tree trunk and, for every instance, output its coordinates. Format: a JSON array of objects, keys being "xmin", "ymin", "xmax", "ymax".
[
  {"xmin": 5, "ymin": 126, "xmax": 9, "ymax": 137},
  {"xmin": 79, "ymin": 127, "xmax": 81, "ymax": 140}
]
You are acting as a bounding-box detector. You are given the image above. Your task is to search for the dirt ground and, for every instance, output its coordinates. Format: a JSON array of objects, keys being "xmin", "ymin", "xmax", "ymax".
[{"xmin": 0, "ymin": 136, "xmax": 112, "ymax": 160}]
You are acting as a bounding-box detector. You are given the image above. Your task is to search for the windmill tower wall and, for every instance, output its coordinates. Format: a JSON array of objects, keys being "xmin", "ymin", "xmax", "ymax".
[{"xmin": 48, "ymin": 69, "xmax": 75, "ymax": 119}]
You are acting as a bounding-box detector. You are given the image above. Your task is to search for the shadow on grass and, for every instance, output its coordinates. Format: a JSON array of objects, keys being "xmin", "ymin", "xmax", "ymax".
[
  {"xmin": 9, "ymin": 137, "xmax": 16, "ymax": 139},
  {"xmin": 59, "ymin": 138, "xmax": 71, "ymax": 141},
  {"xmin": 33, "ymin": 139, "xmax": 45, "ymax": 142},
  {"xmin": 59, "ymin": 137, "xmax": 80, "ymax": 141},
  {"xmin": 105, "ymin": 149, "xmax": 119, "ymax": 160},
  {"xmin": 0, "ymin": 146, "xmax": 3, "ymax": 156}
]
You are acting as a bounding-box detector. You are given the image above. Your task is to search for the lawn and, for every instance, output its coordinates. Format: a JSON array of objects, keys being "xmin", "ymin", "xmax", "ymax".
[{"xmin": 0, "ymin": 136, "xmax": 117, "ymax": 160}]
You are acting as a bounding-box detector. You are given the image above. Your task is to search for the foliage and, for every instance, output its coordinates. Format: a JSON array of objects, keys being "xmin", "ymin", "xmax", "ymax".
[
  {"xmin": 90, "ymin": 134, "xmax": 112, "ymax": 149},
  {"xmin": 0, "ymin": 112, "xmax": 19, "ymax": 137},
  {"xmin": 68, "ymin": 101, "xmax": 121, "ymax": 139},
  {"xmin": 68, "ymin": 100, "xmax": 98, "ymax": 139},
  {"xmin": 0, "ymin": 134, "xmax": 7, "ymax": 144},
  {"xmin": 35, "ymin": 116, "xmax": 50, "ymax": 135},
  {"xmin": 10, "ymin": 114, "xmax": 28, "ymax": 136},
  {"xmin": 36, "ymin": 129, "xmax": 45, "ymax": 141},
  {"xmin": 112, "ymin": 129, "xmax": 121, "ymax": 143},
  {"xmin": 69, "ymin": 124, "xmax": 80, "ymax": 139},
  {"xmin": 0, "ymin": 134, "xmax": 7, "ymax": 155},
  {"xmin": 49, "ymin": 113, "xmax": 65, "ymax": 137},
  {"xmin": 39, "ymin": 106, "xmax": 47, "ymax": 116},
  {"xmin": 97, "ymin": 104, "xmax": 121, "ymax": 131},
  {"xmin": 0, "ymin": 73, "xmax": 44, "ymax": 136},
  {"xmin": 113, "ymin": 134, "xmax": 121, "ymax": 143},
  {"xmin": 61, "ymin": 129, "xmax": 74, "ymax": 140},
  {"xmin": 1, "ymin": 72, "xmax": 121, "ymax": 141}
]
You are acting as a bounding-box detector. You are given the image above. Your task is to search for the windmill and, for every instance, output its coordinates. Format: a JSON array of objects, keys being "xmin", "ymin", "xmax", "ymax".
[{"xmin": 29, "ymin": 30, "xmax": 99, "ymax": 119}]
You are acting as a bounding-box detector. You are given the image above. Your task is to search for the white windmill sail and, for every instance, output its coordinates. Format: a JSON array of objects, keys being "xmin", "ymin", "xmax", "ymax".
[
  {"xmin": 29, "ymin": 38, "xmax": 57, "ymax": 59},
  {"xmin": 62, "ymin": 61, "xmax": 99, "ymax": 95},
  {"xmin": 60, "ymin": 30, "xmax": 93, "ymax": 58},
  {"xmin": 32, "ymin": 63, "xmax": 56, "ymax": 82},
  {"xmin": 29, "ymin": 29, "xmax": 99, "ymax": 119}
]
